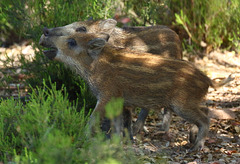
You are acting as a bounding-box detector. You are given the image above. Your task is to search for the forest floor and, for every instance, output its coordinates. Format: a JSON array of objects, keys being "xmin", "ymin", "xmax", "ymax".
[{"xmin": 0, "ymin": 43, "xmax": 240, "ymax": 164}]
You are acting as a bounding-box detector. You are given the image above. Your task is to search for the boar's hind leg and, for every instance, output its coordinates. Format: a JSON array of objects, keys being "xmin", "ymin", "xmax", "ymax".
[
  {"xmin": 189, "ymin": 107, "xmax": 209, "ymax": 144},
  {"xmin": 132, "ymin": 108, "xmax": 149, "ymax": 136},
  {"xmin": 171, "ymin": 105, "xmax": 209, "ymax": 151}
]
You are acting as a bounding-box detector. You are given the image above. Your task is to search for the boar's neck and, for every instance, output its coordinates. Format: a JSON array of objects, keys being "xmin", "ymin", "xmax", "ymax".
[
  {"xmin": 109, "ymin": 27, "xmax": 129, "ymax": 48},
  {"xmin": 63, "ymin": 55, "xmax": 92, "ymax": 82}
]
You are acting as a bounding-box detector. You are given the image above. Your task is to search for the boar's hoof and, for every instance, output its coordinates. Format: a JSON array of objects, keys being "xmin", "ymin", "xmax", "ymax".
[
  {"xmin": 189, "ymin": 125, "xmax": 198, "ymax": 144},
  {"xmin": 132, "ymin": 121, "xmax": 144, "ymax": 136},
  {"xmin": 189, "ymin": 141, "xmax": 205, "ymax": 153}
]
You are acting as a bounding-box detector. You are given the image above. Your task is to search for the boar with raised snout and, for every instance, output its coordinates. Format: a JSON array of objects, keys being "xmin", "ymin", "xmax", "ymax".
[
  {"xmin": 39, "ymin": 33, "xmax": 233, "ymax": 151},
  {"xmin": 40, "ymin": 18, "xmax": 183, "ymax": 136},
  {"xmin": 40, "ymin": 19, "xmax": 182, "ymax": 59}
]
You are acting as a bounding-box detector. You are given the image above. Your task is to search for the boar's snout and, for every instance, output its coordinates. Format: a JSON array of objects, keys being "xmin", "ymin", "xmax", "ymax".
[
  {"xmin": 39, "ymin": 35, "xmax": 45, "ymax": 46},
  {"xmin": 39, "ymin": 35, "xmax": 53, "ymax": 48},
  {"xmin": 39, "ymin": 28, "xmax": 58, "ymax": 60},
  {"xmin": 39, "ymin": 27, "xmax": 55, "ymax": 46}
]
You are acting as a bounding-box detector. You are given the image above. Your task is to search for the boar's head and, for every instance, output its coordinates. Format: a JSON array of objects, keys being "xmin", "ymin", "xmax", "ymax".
[
  {"xmin": 39, "ymin": 32, "xmax": 109, "ymax": 77},
  {"xmin": 40, "ymin": 19, "xmax": 117, "ymax": 38}
]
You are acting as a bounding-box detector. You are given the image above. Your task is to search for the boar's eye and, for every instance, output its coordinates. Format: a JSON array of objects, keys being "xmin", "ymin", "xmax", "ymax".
[
  {"xmin": 76, "ymin": 26, "xmax": 87, "ymax": 32},
  {"xmin": 67, "ymin": 38, "xmax": 77, "ymax": 47}
]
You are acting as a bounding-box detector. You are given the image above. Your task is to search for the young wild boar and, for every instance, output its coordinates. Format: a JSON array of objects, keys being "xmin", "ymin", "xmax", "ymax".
[
  {"xmin": 39, "ymin": 33, "xmax": 233, "ymax": 151},
  {"xmin": 40, "ymin": 19, "xmax": 182, "ymax": 59},
  {"xmin": 40, "ymin": 18, "xmax": 182, "ymax": 135}
]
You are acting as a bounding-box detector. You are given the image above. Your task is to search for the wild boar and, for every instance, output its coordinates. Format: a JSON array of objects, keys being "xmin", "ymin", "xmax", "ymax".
[
  {"xmin": 40, "ymin": 18, "xmax": 182, "ymax": 135},
  {"xmin": 39, "ymin": 32, "xmax": 233, "ymax": 151},
  {"xmin": 40, "ymin": 19, "xmax": 182, "ymax": 59}
]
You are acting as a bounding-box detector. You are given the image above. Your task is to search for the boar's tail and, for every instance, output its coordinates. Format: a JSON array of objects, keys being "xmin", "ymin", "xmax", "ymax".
[{"xmin": 210, "ymin": 74, "xmax": 235, "ymax": 89}]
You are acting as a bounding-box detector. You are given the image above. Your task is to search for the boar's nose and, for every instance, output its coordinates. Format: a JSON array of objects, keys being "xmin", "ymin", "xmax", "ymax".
[{"xmin": 43, "ymin": 27, "xmax": 50, "ymax": 36}]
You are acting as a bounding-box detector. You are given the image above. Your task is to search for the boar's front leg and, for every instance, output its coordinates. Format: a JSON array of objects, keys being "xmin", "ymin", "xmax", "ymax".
[
  {"xmin": 123, "ymin": 107, "xmax": 133, "ymax": 139},
  {"xmin": 100, "ymin": 116, "xmax": 124, "ymax": 138},
  {"xmin": 101, "ymin": 118, "xmax": 111, "ymax": 138},
  {"xmin": 160, "ymin": 108, "xmax": 172, "ymax": 132},
  {"xmin": 132, "ymin": 108, "xmax": 172, "ymax": 136},
  {"xmin": 88, "ymin": 99, "xmax": 109, "ymax": 134},
  {"xmin": 88, "ymin": 96, "xmax": 124, "ymax": 137}
]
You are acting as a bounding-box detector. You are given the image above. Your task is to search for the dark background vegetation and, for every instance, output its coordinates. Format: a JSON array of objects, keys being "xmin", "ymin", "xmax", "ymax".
[{"xmin": 0, "ymin": 0, "xmax": 239, "ymax": 163}]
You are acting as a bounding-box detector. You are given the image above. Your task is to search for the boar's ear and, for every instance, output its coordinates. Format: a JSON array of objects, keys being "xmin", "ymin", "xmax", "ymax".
[
  {"xmin": 87, "ymin": 38, "xmax": 106, "ymax": 59},
  {"xmin": 99, "ymin": 19, "xmax": 117, "ymax": 34}
]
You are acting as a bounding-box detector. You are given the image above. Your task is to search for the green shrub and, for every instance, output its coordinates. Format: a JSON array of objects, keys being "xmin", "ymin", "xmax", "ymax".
[
  {"xmin": 0, "ymin": 80, "xmax": 87, "ymax": 161},
  {"xmin": 0, "ymin": 98, "xmax": 23, "ymax": 160},
  {"xmin": 0, "ymin": 80, "xmax": 141, "ymax": 163},
  {"xmin": 173, "ymin": 0, "xmax": 240, "ymax": 51}
]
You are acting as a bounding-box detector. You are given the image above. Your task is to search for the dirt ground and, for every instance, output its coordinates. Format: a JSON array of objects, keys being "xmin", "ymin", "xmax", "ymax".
[{"xmin": 0, "ymin": 43, "xmax": 240, "ymax": 163}]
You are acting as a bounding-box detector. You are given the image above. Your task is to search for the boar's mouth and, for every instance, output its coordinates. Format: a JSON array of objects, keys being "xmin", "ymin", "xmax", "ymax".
[
  {"xmin": 43, "ymin": 48, "xmax": 57, "ymax": 60},
  {"xmin": 39, "ymin": 35, "xmax": 58, "ymax": 60}
]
